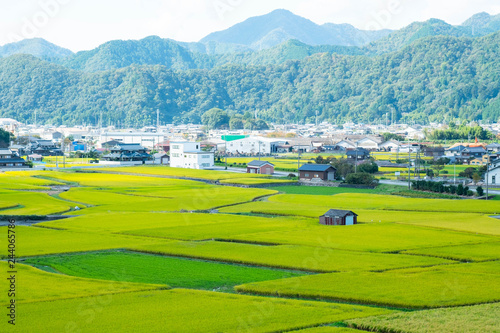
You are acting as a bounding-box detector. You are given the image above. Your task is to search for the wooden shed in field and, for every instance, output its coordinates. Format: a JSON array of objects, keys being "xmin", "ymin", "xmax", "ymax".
[{"xmin": 320, "ymin": 209, "xmax": 358, "ymax": 226}]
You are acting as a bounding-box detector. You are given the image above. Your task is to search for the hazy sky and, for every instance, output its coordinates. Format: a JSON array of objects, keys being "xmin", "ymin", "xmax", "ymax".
[{"xmin": 1, "ymin": 0, "xmax": 499, "ymax": 52}]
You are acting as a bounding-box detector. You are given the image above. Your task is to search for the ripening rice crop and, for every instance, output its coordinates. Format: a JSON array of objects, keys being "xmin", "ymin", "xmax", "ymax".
[
  {"xmin": 0, "ymin": 226, "xmax": 159, "ymax": 257},
  {"xmin": 235, "ymin": 261, "xmax": 500, "ymax": 308},
  {"xmin": 347, "ymin": 302, "xmax": 500, "ymax": 333},
  {"xmin": 9, "ymin": 289, "xmax": 393, "ymax": 333},
  {"xmin": 402, "ymin": 241, "xmax": 500, "ymax": 262},
  {"xmin": 269, "ymin": 193, "xmax": 500, "ymax": 214},
  {"xmin": 59, "ymin": 185, "xmax": 276, "ymax": 215},
  {"xmin": 0, "ymin": 261, "xmax": 163, "ymax": 304},
  {"xmin": 120, "ymin": 214, "xmax": 314, "ymax": 241},
  {"xmin": 0, "ymin": 190, "xmax": 83, "ymax": 215},
  {"xmin": 223, "ymin": 223, "xmax": 493, "ymax": 252},
  {"xmin": 94, "ymin": 166, "xmax": 271, "ymax": 180},
  {"xmin": 131, "ymin": 241, "xmax": 453, "ymax": 273}
]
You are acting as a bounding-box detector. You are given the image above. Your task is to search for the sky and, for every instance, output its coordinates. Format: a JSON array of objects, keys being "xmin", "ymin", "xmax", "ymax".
[{"xmin": 1, "ymin": 0, "xmax": 500, "ymax": 52}]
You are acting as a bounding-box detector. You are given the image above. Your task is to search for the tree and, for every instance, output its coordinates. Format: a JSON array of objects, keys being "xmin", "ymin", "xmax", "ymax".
[
  {"xmin": 472, "ymin": 172, "xmax": 482, "ymax": 185},
  {"xmin": 358, "ymin": 161, "xmax": 379, "ymax": 174},
  {"xmin": 345, "ymin": 173, "xmax": 376, "ymax": 186},
  {"xmin": 229, "ymin": 117, "xmax": 244, "ymax": 130},
  {"xmin": 0, "ymin": 129, "xmax": 12, "ymax": 148},
  {"xmin": 382, "ymin": 133, "xmax": 402, "ymax": 142},
  {"xmin": 201, "ymin": 108, "xmax": 230, "ymax": 130},
  {"xmin": 476, "ymin": 186, "xmax": 484, "ymax": 197},
  {"xmin": 330, "ymin": 158, "xmax": 354, "ymax": 179},
  {"xmin": 459, "ymin": 167, "xmax": 477, "ymax": 179},
  {"xmin": 431, "ymin": 164, "xmax": 445, "ymax": 177}
]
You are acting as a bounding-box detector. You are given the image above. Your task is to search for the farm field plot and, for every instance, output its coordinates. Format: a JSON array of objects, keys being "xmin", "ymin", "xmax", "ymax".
[
  {"xmin": 224, "ymin": 157, "xmax": 304, "ymax": 171},
  {"xmin": 269, "ymin": 193, "xmax": 500, "ymax": 214},
  {"xmin": 8, "ymin": 289, "xmax": 393, "ymax": 333},
  {"xmin": 120, "ymin": 215, "xmax": 314, "ymax": 241},
  {"xmin": 40, "ymin": 171, "xmax": 197, "ymax": 187},
  {"xmin": 219, "ymin": 178, "xmax": 296, "ymax": 185},
  {"xmin": 41, "ymin": 212, "xmax": 313, "ymax": 239},
  {"xmin": 0, "ymin": 262, "xmax": 162, "ymax": 304},
  {"xmin": 0, "ymin": 226, "xmax": 159, "ymax": 257},
  {"xmin": 402, "ymin": 241, "xmax": 500, "ymax": 261},
  {"xmin": 0, "ymin": 190, "xmax": 84, "ymax": 215},
  {"xmin": 269, "ymin": 186, "xmax": 376, "ymax": 195},
  {"xmin": 221, "ymin": 201, "xmax": 500, "ymax": 235},
  {"xmin": 41, "ymin": 212, "xmax": 237, "ymax": 233},
  {"xmin": 0, "ymin": 171, "xmax": 65, "ymax": 190},
  {"xmin": 94, "ymin": 166, "xmax": 271, "ymax": 181},
  {"xmin": 236, "ymin": 261, "xmax": 500, "ymax": 308},
  {"xmin": 297, "ymin": 327, "xmax": 362, "ymax": 333},
  {"xmin": 224, "ymin": 223, "xmax": 493, "ymax": 252},
  {"xmin": 347, "ymin": 302, "xmax": 500, "ymax": 333},
  {"xmin": 219, "ymin": 200, "xmax": 328, "ymax": 217},
  {"xmin": 131, "ymin": 241, "xmax": 454, "ymax": 272},
  {"xmin": 59, "ymin": 185, "xmax": 276, "ymax": 215},
  {"xmin": 24, "ymin": 251, "xmax": 306, "ymax": 290}
]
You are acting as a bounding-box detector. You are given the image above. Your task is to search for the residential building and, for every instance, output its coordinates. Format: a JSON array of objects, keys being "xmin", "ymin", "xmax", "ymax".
[
  {"xmin": 346, "ymin": 148, "xmax": 370, "ymax": 161},
  {"xmin": 0, "ymin": 149, "xmax": 27, "ymax": 168},
  {"xmin": 486, "ymin": 158, "xmax": 500, "ymax": 185},
  {"xmin": 103, "ymin": 143, "xmax": 151, "ymax": 162},
  {"xmin": 247, "ymin": 161, "xmax": 274, "ymax": 175},
  {"xmin": 299, "ymin": 164, "xmax": 336, "ymax": 181},
  {"xmin": 356, "ymin": 137, "xmax": 382, "ymax": 151},
  {"xmin": 28, "ymin": 140, "xmax": 63, "ymax": 156},
  {"xmin": 379, "ymin": 140, "xmax": 401, "ymax": 152},
  {"xmin": 170, "ymin": 142, "xmax": 214, "ymax": 170}
]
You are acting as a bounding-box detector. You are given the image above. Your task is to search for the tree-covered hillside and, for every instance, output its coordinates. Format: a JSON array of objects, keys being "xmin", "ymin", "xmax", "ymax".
[{"xmin": 0, "ymin": 33, "xmax": 499, "ymax": 126}]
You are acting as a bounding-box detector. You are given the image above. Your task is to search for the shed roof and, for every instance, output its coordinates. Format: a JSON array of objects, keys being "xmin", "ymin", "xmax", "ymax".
[
  {"xmin": 248, "ymin": 160, "xmax": 274, "ymax": 167},
  {"xmin": 321, "ymin": 209, "xmax": 358, "ymax": 218},
  {"xmin": 299, "ymin": 164, "xmax": 336, "ymax": 172}
]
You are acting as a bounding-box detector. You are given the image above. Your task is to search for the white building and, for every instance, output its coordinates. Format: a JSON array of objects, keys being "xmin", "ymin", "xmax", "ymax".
[
  {"xmin": 222, "ymin": 137, "xmax": 285, "ymax": 155},
  {"xmin": 486, "ymin": 158, "xmax": 500, "ymax": 185},
  {"xmin": 170, "ymin": 142, "xmax": 214, "ymax": 170},
  {"xmin": 99, "ymin": 132, "xmax": 165, "ymax": 149}
]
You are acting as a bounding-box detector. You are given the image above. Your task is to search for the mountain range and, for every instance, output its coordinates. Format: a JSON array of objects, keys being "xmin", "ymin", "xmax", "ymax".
[{"xmin": 0, "ymin": 10, "xmax": 500, "ymax": 126}]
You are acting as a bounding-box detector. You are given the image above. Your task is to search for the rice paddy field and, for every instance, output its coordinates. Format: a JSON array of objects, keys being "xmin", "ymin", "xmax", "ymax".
[{"xmin": 0, "ymin": 167, "xmax": 498, "ymax": 332}]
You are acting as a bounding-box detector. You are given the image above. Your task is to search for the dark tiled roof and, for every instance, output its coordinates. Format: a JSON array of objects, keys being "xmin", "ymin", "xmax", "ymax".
[
  {"xmin": 248, "ymin": 160, "xmax": 274, "ymax": 167},
  {"xmin": 321, "ymin": 209, "xmax": 357, "ymax": 218},
  {"xmin": 299, "ymin": 164, "xmax": 336, "ymax": 172}
]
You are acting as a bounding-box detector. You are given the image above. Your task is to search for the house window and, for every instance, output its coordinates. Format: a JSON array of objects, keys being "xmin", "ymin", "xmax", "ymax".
[
  {"xmin": 305, "ymin": 173, "xmax": 309, "ymax": 177},
  {"xmin": 493, "ymin": 176, "xmax": 496, "ymax": 184}
]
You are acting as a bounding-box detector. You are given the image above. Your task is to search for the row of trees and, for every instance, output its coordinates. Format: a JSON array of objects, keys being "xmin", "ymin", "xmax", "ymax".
[
  {"xmin": 201, "ymin": 108, "xmax": 269, "ymax": 130},
  {"xmin": 411, "ymin": 180, "xmax": 478, "ymax": 196},
  {"xmin": 426, "ymin": 124, "xmax": 494, "ymax": 141}
]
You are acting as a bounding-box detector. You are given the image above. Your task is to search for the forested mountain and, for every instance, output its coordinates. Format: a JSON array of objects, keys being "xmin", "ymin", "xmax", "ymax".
[
  {"xmin": 461, "ymin": 12, "xmax": 500, "ymax": 35},
  {"xmin": 1, "ymin": 32, "xmax": 499, "ymax": 127},
  {"xmin": 0, "ymin": 38, "xmax": 73, "ymax": 61},
  {"xmin": 200, "ymin": 9, "xmax": 392, "ymax": 49},
  {"xmin": 60, "ymin": 36, "xmax": 216, "ymax": 72}
]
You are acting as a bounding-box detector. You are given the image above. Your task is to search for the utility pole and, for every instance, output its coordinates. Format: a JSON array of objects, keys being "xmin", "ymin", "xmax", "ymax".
[
  {"xmin": 408, "ymin": 146, "xmax": 412, "ymax": 189},
  {"xmin": 258, "ymin": 141, "xmax": 261, "ymax": 161},
  {"xmin": 486, "ymin": 161, "xmax": 489, "ymax": 200},
  {"xmin": 355, "ymin": 144, "xmax": 358, "ymax": 173},
  {"xmin": 157, "ymin": 109, "xmax": 160, "ymax": 133}
]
